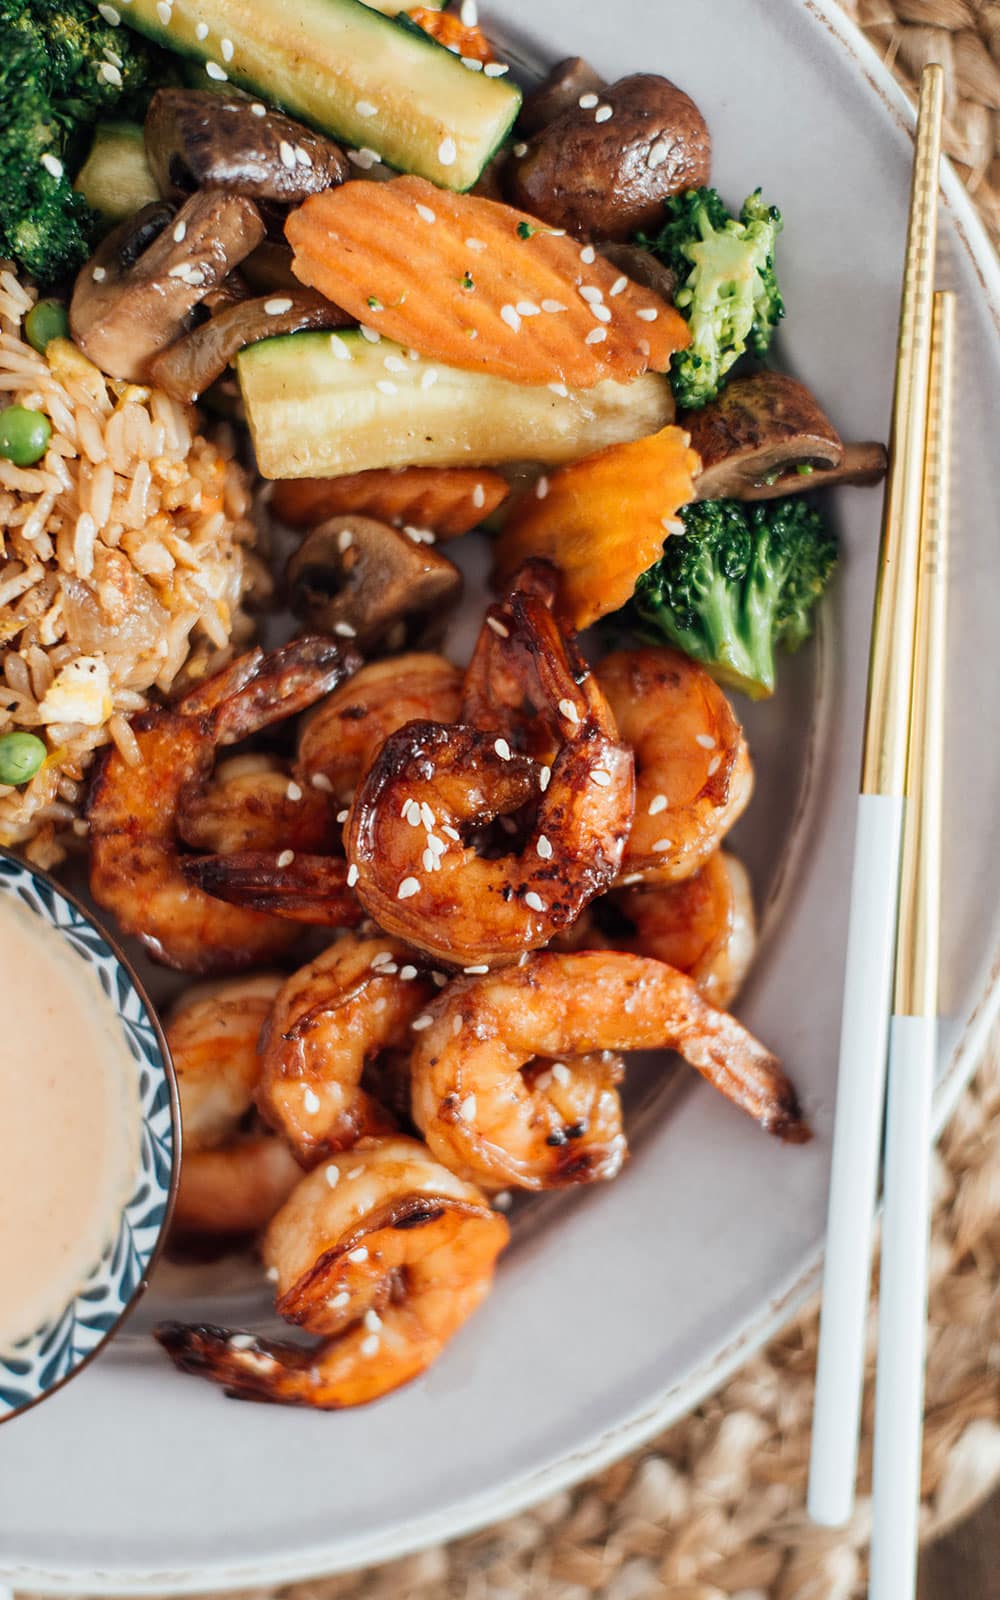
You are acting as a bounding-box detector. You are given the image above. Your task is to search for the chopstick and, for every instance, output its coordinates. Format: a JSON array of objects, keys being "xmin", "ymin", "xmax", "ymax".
[
  {"xmin": 807, "ymin": 62, "xmax": 945, "ymax": 1529},
  {"xmin": 869, "ymin": 289, "xmax": 954, "ymax": 1600}
]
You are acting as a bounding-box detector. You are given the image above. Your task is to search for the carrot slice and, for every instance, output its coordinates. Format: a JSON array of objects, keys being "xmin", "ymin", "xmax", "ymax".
[
  {"xmin": 494, "ymin": 425, "xmax": 701, "ymax": 629},
  {"xmin": 286, "ymin": 176, "xmax": 689, "ymax": 390},
  {"xmin": 272, "ymin": 466, "xmax": 509, "ymax": 537},
  {"xmin": 408, "ymin": 6, "xmax": 495, "ymax": 63}
]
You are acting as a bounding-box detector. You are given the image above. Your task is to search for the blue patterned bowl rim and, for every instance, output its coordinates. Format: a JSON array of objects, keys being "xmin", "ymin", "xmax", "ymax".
[{"xmin": 0, "ymin": 848, "xmax": 180, "ymax": 1424}]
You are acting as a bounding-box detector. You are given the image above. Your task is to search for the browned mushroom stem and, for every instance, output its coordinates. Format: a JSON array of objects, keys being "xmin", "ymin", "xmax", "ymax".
[
  {"xmin": 70, "ymin": 192, "xmax": 265, "ymax": 382},
  {"xmin": 736, "ymin": 441, "xmax": 889, "ymax": 501},
  {"xmin": 598, "ymin": 242, "xmax": 678, "ymax": 302},
  {"xmin": 145, "ymin": 90, "xmax": 349, "ymax": 205},
  {"xmin": 518, "ymin": 57, "xmax": 607, "ymax": 138},
  {"xmin": 287, "ymin": 516, "xmax": 463, "ymax": 654},
  {"xmin": 150, "ymin": 289, "xmax": 353, "ymax": 406},
  {"xmin": 686, "ymin": 372, "xmax": 845, "ymax": 500}
]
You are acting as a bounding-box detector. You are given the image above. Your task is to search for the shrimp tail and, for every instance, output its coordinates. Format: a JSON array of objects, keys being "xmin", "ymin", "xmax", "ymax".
[
  {"xmin": 676, "ymin": 1003, "xmax": 811, "ymax": 1144},
  {"xmin": 183, "ymin": 851, "xmax": 363, "ymax": 926},
  {"xmin": 188, "ymin": 637, "xmax": 362, "ymax": 746},
  {"xmin": 154, "ymin": 1322, "xmax": 331, "ymax": 1408}
]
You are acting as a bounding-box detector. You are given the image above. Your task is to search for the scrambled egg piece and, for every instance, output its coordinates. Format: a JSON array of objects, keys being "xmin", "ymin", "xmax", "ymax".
[{"xmin": 38, "ymin": 656, "xmax": 113, "ymax": 728}]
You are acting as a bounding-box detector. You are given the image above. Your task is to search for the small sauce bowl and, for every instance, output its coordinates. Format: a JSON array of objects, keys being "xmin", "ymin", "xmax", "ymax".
[{"xmin": 0, "ymin": 849, "xmax": 180, "ymax": 1424}]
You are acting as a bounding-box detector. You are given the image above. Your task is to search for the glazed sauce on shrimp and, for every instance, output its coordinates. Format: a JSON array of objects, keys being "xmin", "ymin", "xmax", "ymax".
[{"xmin": 0, "ymin": 896, "xmax": 139, "ymax": 1352}]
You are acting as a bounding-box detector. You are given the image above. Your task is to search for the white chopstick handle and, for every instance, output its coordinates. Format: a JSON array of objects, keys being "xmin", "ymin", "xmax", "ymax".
[
  {"xmin": 808, "ymin": 791, "xmax": 904, "ymax": 1527},
  {"xmin": 870, "ymin": 1013, "xmax": 936, "ymax": 1600}
]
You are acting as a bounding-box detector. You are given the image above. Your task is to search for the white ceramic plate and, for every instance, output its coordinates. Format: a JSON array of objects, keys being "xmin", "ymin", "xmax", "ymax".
[{"xmin": 3, "ymin": 1, "xmax": 1000, "ymax": 1589}]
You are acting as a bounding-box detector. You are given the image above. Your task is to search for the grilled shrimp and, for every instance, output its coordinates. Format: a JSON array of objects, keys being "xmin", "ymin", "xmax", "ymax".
[
  {"xmin": 167, "ymin": 976, "xmax": 300, "ymax": 1237},
  {"xmin": 410, "ymin": 952, "xmax": 808, "ymax": 1190},
  {"xmin": 596, "ymin": 648, "xmax": 753, "ymax": 884},
  {"xmin": 156, "ymin": 1134, "xmax": 509, "ymax": 1410},
  {"xmin": 257, "ymin": 935, "xmax": 436, "ymax": 1163},
  {"xmin": 177, "ymin": 754, "xmax": 336, "ymax": 856},
  {"xmin": 297, "ymin": 654, "xmax": 464, "ymax": 805},
  {"xmin": 344, "ymin": 585, "xmax": 634, "ymax": 966},
  {"xmin": 88, "ymin": 639, "xmax": 359, "ymax": 972},
  {"xmin": 614, "ymin": 852, "xmax": 757, "ymax": 1010}
]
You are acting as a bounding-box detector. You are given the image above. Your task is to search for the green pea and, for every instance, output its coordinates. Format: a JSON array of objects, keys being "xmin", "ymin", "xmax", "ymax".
[
  {"xmin": 0, "ymin": 732, "xmax": 46, "ymax": 786},
  {"xmin": 0, "ymin": 405, "xmax": 52, "ymax": 467},
  {"xmin": 24, "ymin": 299, "xmax": 69, "ymax": 355}
]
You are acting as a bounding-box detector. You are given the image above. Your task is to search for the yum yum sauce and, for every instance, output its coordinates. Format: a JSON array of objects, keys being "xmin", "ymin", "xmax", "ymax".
[{"xmin": 0, "ymin": 895, "xmax": 139, "ymax": 1353}]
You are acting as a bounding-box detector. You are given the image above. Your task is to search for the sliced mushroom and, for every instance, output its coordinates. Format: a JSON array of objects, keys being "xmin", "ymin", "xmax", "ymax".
[
  {"xmin": 518, "ymin": 57, "xmax": 607, "ymax": 139},
  {"xmin": 70, "ymin": 192, "xmax": 265, "ymax": 382},
  {"xmin": 150, "ymin": 289, "xmax": 353, "ymax": 406},
  {"xmin": 287, "ymin": 516, "xmax": 463, "ymax": 653},
  {"xmin": 598, "ymin": 242, "xmax": 678, "ymax": 302},
  {"xmin": 241, "ymin": 240, "xmax": 300, "ymax": 295},
  {"xmin": 145, "ymin": 90, "xmax": 349, "ymax": 206},
  {"xmin": 687, "ymin": 372, "xmax": 844, "ymax": 500},
  {"xmin": 735, "ymin": 440, "xmax": 888, "ymax": 501}
]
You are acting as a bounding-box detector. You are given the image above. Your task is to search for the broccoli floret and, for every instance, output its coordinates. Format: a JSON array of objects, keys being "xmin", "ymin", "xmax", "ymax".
[
  {"xmin": 632, "ymin": 496, "xmax": 837, "ymax": 699},
  {"xmin": 637, "ymin": 186, "xmax": 785, "ymax": 410},
  {"xmin": 0, "ymin": 0, "xmax": 170, "ymax": 286}
]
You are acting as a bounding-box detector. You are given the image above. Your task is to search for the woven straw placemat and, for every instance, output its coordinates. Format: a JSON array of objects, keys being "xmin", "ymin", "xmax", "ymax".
[{"xmin": 41, "ymin": 7, "xmax": 999, "ymax": 1600}]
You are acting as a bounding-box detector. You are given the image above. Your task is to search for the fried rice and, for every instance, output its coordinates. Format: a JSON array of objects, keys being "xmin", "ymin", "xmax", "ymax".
[{"xmin": 0, "ymin": 269, "xmax": 266, "ymax": 868}]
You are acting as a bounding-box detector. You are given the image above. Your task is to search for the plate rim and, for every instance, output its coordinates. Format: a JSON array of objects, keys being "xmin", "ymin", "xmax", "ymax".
[{"xmin": 8, "ymin": 0, "xmax": 1000, "ymax": 1588}]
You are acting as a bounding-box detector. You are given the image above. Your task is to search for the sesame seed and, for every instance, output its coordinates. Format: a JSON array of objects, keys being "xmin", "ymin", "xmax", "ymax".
[
  {"xmin": 610, "ymin": 276, "xmax": 629, "ymax": 296},
  {"xmin": 92, "ymin": 265, "xmax": 107, "ymax": 283},
  {"xmin": 347, "ymin": 863, "xmax": 359, "ymax": 887},
  {"xmin": 98, "ymin": 3, "xmax": 120, "ymax": 23},
  {"xmin": 516, "ymin": 300, "xmax": 541, "ymax": 317},
  {"xmin": 464, "ymin": 963, "xmax": 489, "ymax": 974},
  {"xmin": 347, "ymin": 148, "xmax": 381, "ymax": 170},
  {"xmin": 427, "ymin": 833, "xmax": 446, "ymax": 855},
  {"xmin": 266, "ymin": 1264, "xmax": 280, "ymax": 1281},
  {"xmin": 537, "ymin": 834, "xmax": 553, "ymax": 859},
  {"xmin": 558, "ymin": 699, "xmax": 579, "ymax": 724},
  {"xmin": 487, "ymin": 616, "xmax": 509, "ymax": 637},
  {"xmin": 205, "ymin": 61, "xmax": 228, "ymax": 80},
  {"xmin": 452, "ymin": 1013, "xmax": 462, "ymax": 1034},
  {"xmin": 512, "ymin": 142, "xmax": 528, "ymax": 158},
  {"xmin": 579, "ymin": 285, "xmax": 604, "ymax": 305},
  {"xmin": 585, "ymin": 326, "xmax": 607, "ymax": 344},
  {"xmin": 465, "ymin": 237, "xmax": 487, "ymax": 252},
  {"xmin": 399, "ymin": 964, "xmax": 417, "ymax": 981},
  {"xmin": 416, "ymin": 203, "xmax": 436, "ymax": 224},
  {"xmin": 360, "ymin": 1333, "xmax": 380, "ymax": 1357},
  {"xmin": 336, "ymin": 808, "xmax": 349, "ymax": 824},
  {"xmin": 695, "ymin": 733, "xmax": 716, "ymax": 748},
  {"xmin": 443, "ymin": 824, "xmax": 461, "ymax": 840},
  {"xmin": 580, "ymin": 244, "xmax": 596, "ymax": 264},
  {"xmin": 591, "ymin": 769, "xmax": 612, "ymax": 787},
  {"xmin": 103, "ymin": 46, "xmax": 124, "ymax": 67},
  {"xmin": 277, "ymin": 849, "xmax": 295, "ymax": 868},
  {"xmin": 662, "ymin": 516, "xmax": 685, "ymax": 535},
  {"xmin": 438, "ymin": 136, "xmax": 457, "ymax": 167},
  {"xmin": 579, "ymin": 92, "xmax": 600, "ymax": 109},
  {"xmin": 422, "ymin": 849, "xmax": 437, "ymax": 873},
  {"xmin": 432, "ymin": 971, "xmax": 448, "ymax": 985},
  {"xmin": 329, "ymin": 1289, "xmax": 349, "ymax": 1308},
  {"xmin": 172, "ymin": 220, "xmax": 188, "ymax": 244},
  {"xmin": 412, "ymin": 1013, "xmax": 434, "ymax": 1031},
  {"xmin": 647, "ymin": 140, "xmax": 671, "ymax": 170},
  {"xmin": 312, "ymin": 772, "xmax": 334, "ymax": 793},
  {"xmin": 336, "ymin": 527, "xmax": 354, "ymax": 555},
  {"xmin": 539, "ymin": 765, "xmax": 552, "ymax": 792},
  {"xmin": 404, "ymin": 802, "xmax": 421, "ymax": 827},
  {"xmin": 500, "ymin": 304, "xmax": 522, "ymax": 333},
  {"xmin": 372, "ymin": 950, "xmax": 393, "ymax": 967},
  {"xmin": 494, "ymin": 738, "xmax": 512, "ymax": 761},
  {"xmin": 548, "ymin": 381, "xmax": 569, "ymax": 398},
  {"xmin": 462, "ymin": 56, "xmax": 483, "ymax": 71},
  {"xmin": 541, "ymin": 300, "xmax": 567, "ymax": 314},
  {"xmin": 535, "ymin": 476, "xmax": 549, "ymax": 499},
  {"xmin": 359, "ymin": 325, "xmax": 381, "ymax": 343},
  {"xmin": 652, "ymin": 838, "xmax": 674, "ymax": 853},
  {"xmin": 376, "ymin": 379, "xmax": 398, "ymax": 395},
  {"xmin": 303, "ymin": 1086, "xmax": 320, "ymax": 1113},
  {"xmin": 250, "ymin": 101, "xmax": 266, "ymax": 115},
  {"xmin": 420, "ymin": 367, "xmax": 438, "ymax": 389},
  {"xmin": 155, "ymin": 0, "xmax": 171, "ymax": 21},
  {"xmin": 595, "ymin": 104, "xmax": 613, "ymax": 122},
  {"xmin": 707, "ymin": 754, "xmax": 722, "ymax": 775},
  {"xmin": 357, "ymin": 100, "xmax": 378, "ymax": 118},
  {"xmin": 592, "ymin": 304, "xmax": 612, "ymax": 323},
  {"xmin": 229, "ymin": 1333, "xmax": 257, "ymax": 1350},
  {"xmin": 333, "ymin": 620, "xmax": 357, "ymax": 638},
  {"xmin": 195, "ymin": 21, "xmax": 208, "ymax": 38},
  {"xmin": 363, "ymin": 1308, "xmax": 382, "ymax": 1332},
  {"xmin": 525, "ymin": 890, "xmax": 545, "ymax": 912},
  {"xmin": 346, "ymin": 1167, "xmax": 364, "ymax": 1179},
  {"xmin": 348, "ymin": 1245, "xmax": 369, "ymax": 1263},
  {"xmin": 398, "ymin": 877, "xmax": 420, "ymax": 900},
  {"xmin": 286, "ymin": 781, "xmax": 303, "ymax": 803},
  {"xmin": 220, "ymin": 36, "xmax": 234, "ymax": 60},
  {"xmin": 420, "ymin": 802, "xmax": 436, "ymax": 829},
  {"xmin": 264, "ymin": 296, "xmax": 293, "ymax": 316},
  {"xmin": 329, "ymin": 333, "xmax": 352, "ymax": 361},
  {"xmin": 458, "ymin": 1093, "xmax": 477, "ymax": 1121},
  {"xmin": 295, "ymin": 145, "xmax": 313, "ymax": 167},
  {"xmin": 325, "ymin": 1164, "xmax": 340, "ymax": 1188},
  {"xmin": 648, "ymin": 793, "xmax": 667, "ymax": 815},
  {"xmin": 483, "ymin": 61, "xmax": 510, "ymax": 76},
  {"xmin": 279, "ymin": 140, "xmax": 296, "ymax": 169},
  {"xmin": 552, "ymin": 1061, "xmax": 571, "ymax": 1086},
  {"xmin": 40, "ymin": 153, "xmax": 64, "ymax": 180},
  {"xmin": 636, "ymin": 307, "xmax": 659, "ymax": 322},
  {"xmin": 518, "ymin": 951, "xmax": 530, "ymax": 967},
  {"xmin": 493, "ymin": 1190, "xmax": 513, "ymax": 1210}
]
